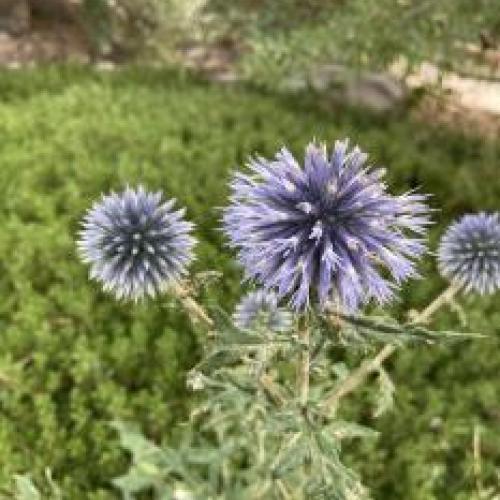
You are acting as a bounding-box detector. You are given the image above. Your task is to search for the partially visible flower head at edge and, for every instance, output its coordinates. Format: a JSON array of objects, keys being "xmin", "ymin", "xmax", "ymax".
[
  {"xmin": 78, "ymin": 185, "xmax": 196, "ymax": 301},
  {"xmin": 223, "ymin": 139, "xmax": 431, "ymax": 311},
  {"xmin": 233, "ymin": 289, "xmax": 293, "ymax": 333},
  {"xmin": 438, "ymin": 212, "xmax": 500, "ymax": 295}
]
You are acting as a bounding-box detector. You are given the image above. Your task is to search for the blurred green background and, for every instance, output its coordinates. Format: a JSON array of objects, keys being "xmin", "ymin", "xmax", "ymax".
[{"xmin": 0, "ymin": 1, "xmax": 500, "ymax": 498}]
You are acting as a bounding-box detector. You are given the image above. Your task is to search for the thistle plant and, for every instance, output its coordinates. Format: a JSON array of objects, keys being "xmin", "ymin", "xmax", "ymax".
[{"xmin": 69, "ymin": 140, "xmax": 491, "ymax": 499}]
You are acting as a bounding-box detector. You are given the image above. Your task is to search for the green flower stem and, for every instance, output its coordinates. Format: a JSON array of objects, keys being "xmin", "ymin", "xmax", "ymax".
[
  {"xmin": 260, "ymin": 373, "xmax": 287, "ymax": 407},
  {"xmin": 276, "ymin": 479, "xmax": 294, "ymax": 500},
  {"xmin": 321, "ymin": 282, "xmax": 462, "ymax": 416},
  {"xmin": 297, "ymin": 322, "xmax": 310, "ymax": 406},
  {"xmin": 173, "ymin": 282, "xmax": 214, "ymax": 328},
  {"xmin": 417, "ymin": 281, "xmax": 463, "ymax": 322}
]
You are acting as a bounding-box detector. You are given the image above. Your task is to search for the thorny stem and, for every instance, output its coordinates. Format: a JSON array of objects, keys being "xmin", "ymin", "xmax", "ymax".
[
  {"xmin": 417, "ymin": 281, "xmax": 462, "ymax": 323},
  {"xmin": 297, "ymin": 321, "xmax": 310, "ymax": 406},
  {"xmin": 276, "ymin": 479, "xmax": 294, "ymax": 500},
  {"xmin": 260, "ymin": 373, "xmax": 287, "ymax": 407},
  {"xmin": 173, "ymin": 282, "xmax": 214, "ymax": 328},
  {"xmin": 322, "ymin": 282, "xmax": 462, "ymax": 416}
]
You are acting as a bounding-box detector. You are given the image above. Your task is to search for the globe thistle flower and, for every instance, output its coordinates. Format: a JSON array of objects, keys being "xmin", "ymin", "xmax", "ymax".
[
  {"xmin": 233, "ymin": 290, "xmax": 293, "ymax": 332},
  {"xmin": 78, "ymin": 186, "xmax": 196, "ymax": 301},
  {"xmin": 438, "ymin": 213, "xmax": 500, "ymax": 295},
  {"xmin": 223, "ymin": 140, "xmax": 431, "ymax": 311}
]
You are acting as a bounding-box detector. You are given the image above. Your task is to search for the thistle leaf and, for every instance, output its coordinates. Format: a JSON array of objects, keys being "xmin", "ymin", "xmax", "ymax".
[
  {"xmin": 13, "ymin": 475, "xmax": 41, "ymax": 500},
  {"xmin": 373, "ymin": 367, "xmax": 396, "ymax": 418}
]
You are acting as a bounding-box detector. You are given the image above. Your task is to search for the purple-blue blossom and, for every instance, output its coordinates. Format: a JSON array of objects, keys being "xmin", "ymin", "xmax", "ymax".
[
  {"xmin": 223, "ymin": 140, "xmax": 431, "ymax": 311},
  {"xmin": 78, "ymin": 186, "xmax": 196, "ymax": 301},
  {"xmin": 233, "ymin": 289, "xmax": 293, "ymax": 332},
  {"xmin": 438, "ymin": 213, "xmax": 500, "ymax": 295}
]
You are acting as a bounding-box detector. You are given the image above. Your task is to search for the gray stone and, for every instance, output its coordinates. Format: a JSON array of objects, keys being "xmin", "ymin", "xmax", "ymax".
[
  {"xmin": 283, "ymin": 64, "xmax": 407, "ymax": 113},
  {"xmin": 344, "ymin": 73, "xmax": 407, "ymax": 113},
  {"xmin": 309, "ymin": 64, "xmax": 348, "ymax": 92}
]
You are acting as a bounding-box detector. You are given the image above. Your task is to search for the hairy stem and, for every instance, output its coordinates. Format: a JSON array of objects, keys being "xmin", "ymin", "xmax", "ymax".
[
  {"xmin": 173, "ymin": 282, "xmax": 214, "ymax": 328},
  {"xmin": 322, "ymin": 282, "xmax": 461, "ymax": 415},
  {"xmin": 276, "ymin": 479, "xmax": 294, "ymax": 500},
  {"xmin": 260, "ymin": 373, "xmax": 287, "ymax": 407},
  {"xmin": 417, "ymin": 281, "xmax": 462, "ymax": 323},
  {"xmin": 473, "ymin": 424, "xmax": 484, "ymax": 496}
]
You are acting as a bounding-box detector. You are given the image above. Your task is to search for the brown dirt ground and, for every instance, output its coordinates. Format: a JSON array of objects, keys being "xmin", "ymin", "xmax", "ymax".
[{"xmin": 0, "ymin": 21, "xmax": 499, "ymax": 140}]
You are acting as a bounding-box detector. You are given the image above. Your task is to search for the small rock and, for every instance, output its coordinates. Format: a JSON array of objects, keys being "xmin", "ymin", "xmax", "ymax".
[
  {"xmin": 345, "ymin": 73, "xmax": 407, "ymax": 113},
  {"xmin": 429, "ymin": 416, "xmax": 443, "ymax": 432},
  {"xmin": 95, "ymin": 60, "xmax": 116, "ymax": 71},
  {"xmin": 281, "ymin": 75, "xmax": 308, "ymax": 92},
  {"xmin": 209, "ymin": 70, "xmax": 240, "ymax": 84},
  {"xmin": 309, "ymin": 63, "xmax": 347, "ymax": 92},
  {"xmin": 285, "ymin": 64, "xmax": 407, "ymax": 113}
]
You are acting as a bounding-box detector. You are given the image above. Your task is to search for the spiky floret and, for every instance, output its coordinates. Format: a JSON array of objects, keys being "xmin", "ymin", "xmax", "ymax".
[
  {"xmin": 223, "ymin": 140, "xmax": 431, "ymax": 311},
  {"xmin": 233, "ymin": 289, "xmax": 293, "ymax": 332},
  {"xmin": 438, "ymin": 213, "xmax": 500, "ymax": 295},
  {"xmin": 78, "ymin": 186, "xmax": 196, "ymax": 301}
]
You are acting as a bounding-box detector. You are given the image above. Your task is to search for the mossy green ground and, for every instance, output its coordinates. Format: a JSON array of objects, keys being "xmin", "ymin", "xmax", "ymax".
[{"xmin": 0, "ymin": 66, "xmax": 499, "ymax": 498}]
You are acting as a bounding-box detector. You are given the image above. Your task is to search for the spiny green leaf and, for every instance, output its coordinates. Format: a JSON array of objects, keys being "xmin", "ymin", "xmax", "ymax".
[{"xmin": 373, "ymin": 368, "xmax": 396, "ymax": 418}]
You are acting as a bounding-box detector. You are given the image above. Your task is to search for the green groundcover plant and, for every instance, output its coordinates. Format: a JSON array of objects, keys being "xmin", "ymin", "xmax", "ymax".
[{"xmin": 1, "ymin": 67, "xmax": 500, "ymax": 499}]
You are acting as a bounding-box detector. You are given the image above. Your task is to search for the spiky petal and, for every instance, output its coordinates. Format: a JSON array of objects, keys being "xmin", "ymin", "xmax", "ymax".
[
  {"xmin": 78, "ymin": 186, "xmax": 196, "ymax": 301},
  {"xmin": 223, "ymin": 140, "xmax": 431, "ymax": 311},
  {"xmin": 438, "ymin": 213, "xmax": 500, "ymax": 295},
  {"xmin": 233, "ymin": 290, "xmax": 293, "ymax": 332}
]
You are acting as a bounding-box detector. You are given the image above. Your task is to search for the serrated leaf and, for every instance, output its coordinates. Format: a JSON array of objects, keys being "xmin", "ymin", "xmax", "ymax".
[
  {"xmin": 326, "ymin": 421, "xmax": 379, "ymax": 440},
  {"xmin": 110, "ymin": 421, "xmax": 164, "ymax": 463},
  {"xmin": 112, "ymin": 468, "xmax": 163, "ymax": 498},
  {"xmin": 373, "ymin": 368, "xmax": 395, "ymax": 418},
  {"xmin": 325, "ymin": 312, "xmax": 484, "ymax": 345},
  {"xmin": 331, "ymin": 362, "xmax": 349, "ymax": 380},
  {"xmin": 271, "ymin": 433, "xmax": 307, "ymax": 478},
  {"xmin": 193, "ymin": 349, "xmax": 241, "ymax": 374}
]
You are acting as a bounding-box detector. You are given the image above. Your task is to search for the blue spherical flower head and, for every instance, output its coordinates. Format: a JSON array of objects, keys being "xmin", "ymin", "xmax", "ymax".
[
  {"xmin": 438, "ymin": 213, "xmax": 500, "ymax": 295},
  {"xmin": 233, "ymin": 290, "xmax": 293, "ymax": 332},
  {"xmin": 78, "ymin": 186, "xmax": 196, "ymax": 301},
  {"xmin": 223, "ymin": 140, "xmax": 431, "ymax": 311}
]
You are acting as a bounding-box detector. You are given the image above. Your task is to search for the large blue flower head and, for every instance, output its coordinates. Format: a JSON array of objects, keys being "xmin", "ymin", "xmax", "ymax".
[
  {"xmin": 438, "ymin": 213, "xmax": 500, "ymax": 295},
  {"xmin": 233, "ymin": 289, "xmax": 293, "ymax": 333},
  {"xmin": 78, "ymin": 186, "xmax": 196, "ymax": 301},
  {"xmin": 223, "ymin": 140, "xmax": 431, "ymax": 311}
]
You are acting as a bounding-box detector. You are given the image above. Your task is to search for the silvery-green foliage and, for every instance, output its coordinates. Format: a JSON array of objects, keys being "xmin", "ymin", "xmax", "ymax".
[
  {"xmin": 13, "ymin": 475, "xmax": 41, "ymax": 500},
  {"xmin": 111, "ymin": 304, "xmax": 475, "ymax": 499},
  {"xmin": 13, "ymin": 470, "xmax": 61, "ymax": 500}
]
